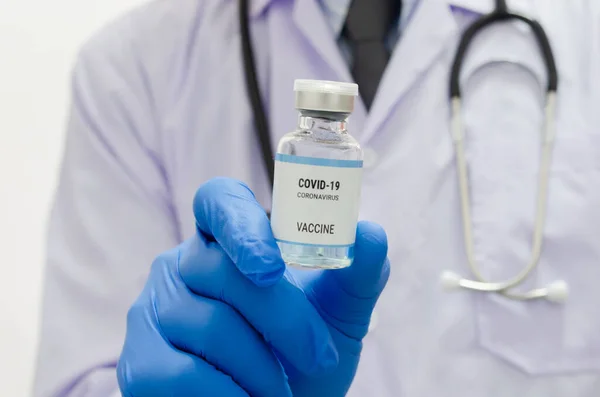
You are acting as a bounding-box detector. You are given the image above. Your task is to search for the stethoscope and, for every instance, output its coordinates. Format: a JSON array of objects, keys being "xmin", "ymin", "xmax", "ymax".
[{"xmin": 239, "ymin": 0, "xmax": 568, "ymax": 303}]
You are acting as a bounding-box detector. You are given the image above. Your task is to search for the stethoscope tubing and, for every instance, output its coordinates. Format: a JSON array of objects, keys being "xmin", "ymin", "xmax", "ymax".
[
  {"xmin": 447, "ymin": 0, "xmax": 564, "ymax": 302},
  {"xmin": 239, "ymin": 0, "xmax": 275, "ymax": 187}
]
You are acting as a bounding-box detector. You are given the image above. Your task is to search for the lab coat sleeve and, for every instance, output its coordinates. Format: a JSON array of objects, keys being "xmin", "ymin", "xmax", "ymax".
[{"xmin": 31, "ymin": 18, "xmax": 181, "ymax": 397}]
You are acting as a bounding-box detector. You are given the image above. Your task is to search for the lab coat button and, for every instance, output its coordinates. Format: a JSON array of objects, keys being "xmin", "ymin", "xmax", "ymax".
[{"xmin": 363, "ymin": 148, "xmax": 378, "ymax": 169}]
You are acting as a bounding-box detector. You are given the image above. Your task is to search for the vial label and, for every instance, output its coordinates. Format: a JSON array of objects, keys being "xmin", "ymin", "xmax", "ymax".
[{"xmin": 270, "ymin": 153, "xmax": 363, "ymax": 247}]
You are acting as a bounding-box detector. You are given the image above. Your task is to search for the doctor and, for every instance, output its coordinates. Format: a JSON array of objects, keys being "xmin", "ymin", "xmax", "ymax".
[{"xmin": 32, "ymin": 0, "xmax": 600, "ymax": 396}]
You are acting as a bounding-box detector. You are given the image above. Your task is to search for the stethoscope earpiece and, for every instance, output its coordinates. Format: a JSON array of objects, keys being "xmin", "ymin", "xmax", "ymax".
[
  {"xmin": 440, "ymin": 271, "xmax": 463, "ymax": 291},
  {"xmin": 545, "ymin": 280, "xmax": 569, "ymax": 303}
]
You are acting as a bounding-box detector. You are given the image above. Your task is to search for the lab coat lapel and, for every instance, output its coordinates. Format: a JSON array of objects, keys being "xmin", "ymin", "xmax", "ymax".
[
  {"xmin": 292, "ymin": 0, "xmax": 353, "ymax": 84},
  {"xmin": 266, "ymin": 0, "xmax": 366, "ymax": 144},
  {"xmin": 361, "ymin": 0, "xmax": 458, "ymax": 143}
]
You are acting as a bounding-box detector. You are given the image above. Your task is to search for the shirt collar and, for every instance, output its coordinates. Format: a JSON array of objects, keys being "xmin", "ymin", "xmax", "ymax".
[
  {"xmin": 319, "ymin": 0, "xmax": 422, "ymax": 38},
  {"xmin": 319, "ymin": 0, "xmax": 351, "ymax": 37},
  {"xmin": 248, "ymin": 0, "xmax": 492, "ymax": 26}
]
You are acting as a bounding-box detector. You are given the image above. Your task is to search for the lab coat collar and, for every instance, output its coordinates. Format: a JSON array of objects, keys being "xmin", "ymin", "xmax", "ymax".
[
  {"xmin": 319, "ymin": 0, "xmax": 351, "ymax": 38},
  {"xmin": 292, "ymin": 0, "xmax": 353, "ymax": 83},
  {"xmin": 446, "ymin": 0, "xmax": 494, "ymax": 14},
  {"xmin": 250, "ymin": 0, "xmax": 494, "ymax": 25},
  {"xmin": 249, "ymin": 0, "xmax": 277, "ymax": 18},
  {"xmin": 251, "ymin": 0, "xmax": 493, "ymax": 23},
  {"xmin": 251, "ymin": 0, "xmax": 495, "ymax": 21},
  {"xmin": 445, "ymin": 0, "xmax": 534, "ymax": 15}
]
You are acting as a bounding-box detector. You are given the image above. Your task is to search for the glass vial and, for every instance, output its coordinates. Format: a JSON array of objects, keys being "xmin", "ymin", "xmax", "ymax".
[{"xmin": 270, "ymin": 79, "xmax": 364, "ymax": 269}]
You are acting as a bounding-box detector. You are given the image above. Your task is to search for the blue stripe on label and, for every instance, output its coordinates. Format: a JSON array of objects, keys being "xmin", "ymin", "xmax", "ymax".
[
  {"xmin": 275, "ymin": 153, "xmax": 363, "ymax": 168},
  {"xmin": 275, "ymin": 238, "xmax": 354, "ymax": 248}
]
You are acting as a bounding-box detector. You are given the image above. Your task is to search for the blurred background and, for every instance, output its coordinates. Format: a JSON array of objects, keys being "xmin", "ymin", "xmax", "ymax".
[{"xmin": 0, "ymin": 1, "xmax": 146, "ymax": 395}]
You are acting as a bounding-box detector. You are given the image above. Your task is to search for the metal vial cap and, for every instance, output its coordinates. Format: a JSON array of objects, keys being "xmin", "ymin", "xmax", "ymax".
[{"xmin": 294, "ymin": 79, "xmax": 359, "ymax": 113}]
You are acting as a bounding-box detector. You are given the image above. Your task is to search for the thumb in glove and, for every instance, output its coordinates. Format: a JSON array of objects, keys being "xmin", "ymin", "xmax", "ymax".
[{"xmin": 285, "ymin": 220, "xmax": 390, "ymax": 396}]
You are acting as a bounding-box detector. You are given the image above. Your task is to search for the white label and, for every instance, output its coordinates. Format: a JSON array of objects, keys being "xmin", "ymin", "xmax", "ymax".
[{"xmin": 270, "ymin": 153, "xmax": 363, "ymax": 247}]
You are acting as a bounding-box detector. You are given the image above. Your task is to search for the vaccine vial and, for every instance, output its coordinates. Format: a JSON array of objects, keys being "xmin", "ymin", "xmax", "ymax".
[{"xmin": 270, "ymin": 79, "xmax": 363, "ymax": 269}]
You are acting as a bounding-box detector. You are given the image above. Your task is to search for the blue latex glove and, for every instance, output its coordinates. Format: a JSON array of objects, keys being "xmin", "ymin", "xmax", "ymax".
[{"xmin": 117, "ymin": 177, "xmax": 390, "ymax": 397}]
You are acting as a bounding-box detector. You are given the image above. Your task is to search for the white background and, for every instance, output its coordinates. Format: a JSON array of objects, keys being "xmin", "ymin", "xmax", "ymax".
[{"xmin": 0, "ymin": 1, "xmax": 146, "ymax": 395}]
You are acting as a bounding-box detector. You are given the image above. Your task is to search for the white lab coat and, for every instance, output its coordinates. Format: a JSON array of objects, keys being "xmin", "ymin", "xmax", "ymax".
[{"xmin": 32, "ymin": 0, "xmax": 600, "ymax": 395}]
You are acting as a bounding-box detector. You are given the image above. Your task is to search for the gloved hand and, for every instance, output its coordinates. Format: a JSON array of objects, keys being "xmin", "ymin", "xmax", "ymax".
[{"xmin": 117, "ymin": 177, "xmax": 390, "ymax": 397}]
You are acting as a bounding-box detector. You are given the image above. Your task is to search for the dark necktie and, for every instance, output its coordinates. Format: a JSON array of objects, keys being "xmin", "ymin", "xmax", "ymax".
[{"xmin": 343, "ymin": 0, "xmax": 401, "ymax": 110}]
